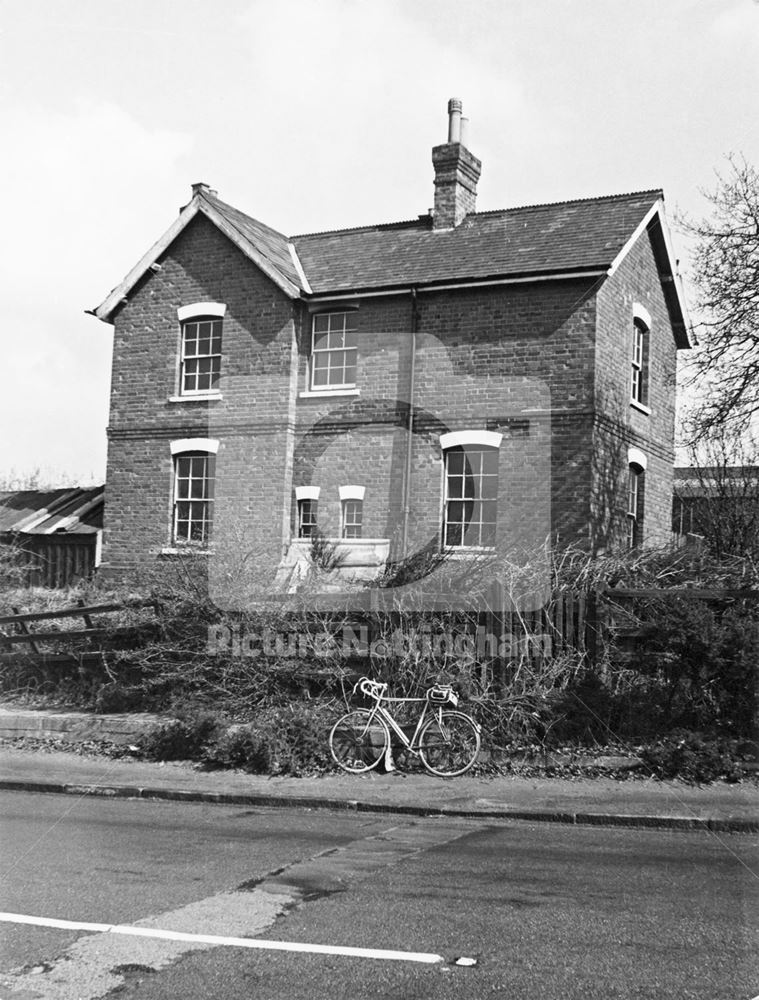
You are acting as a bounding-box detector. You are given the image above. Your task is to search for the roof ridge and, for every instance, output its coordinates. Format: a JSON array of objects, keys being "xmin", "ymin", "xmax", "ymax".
[
  {"xmin": 290, "ymin": 190, "xmax": 664, "ymax": 241},
  {"xmin": 473, "ymin": 189, "xmax": 664, "ymax": 215},
  {"xmin": 291, "ymin": 217, "xmax": 429, "ymax": 240}
]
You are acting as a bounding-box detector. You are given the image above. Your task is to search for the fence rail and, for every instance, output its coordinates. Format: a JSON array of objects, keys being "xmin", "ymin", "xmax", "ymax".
[{"xmin": 0, "ymin": 599, "xmax": 157, "ymax": 653}]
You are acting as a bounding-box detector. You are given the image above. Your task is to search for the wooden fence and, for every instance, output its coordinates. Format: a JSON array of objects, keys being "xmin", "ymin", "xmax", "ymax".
[{"xmin": 0, "ymin": 599, "xmax": 157, "ymax": 663}]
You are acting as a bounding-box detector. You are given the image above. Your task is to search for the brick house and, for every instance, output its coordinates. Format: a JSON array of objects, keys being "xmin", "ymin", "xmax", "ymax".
[{"xmin": 91, "ymin": 99, "xmax": 690, "ymax": 595}]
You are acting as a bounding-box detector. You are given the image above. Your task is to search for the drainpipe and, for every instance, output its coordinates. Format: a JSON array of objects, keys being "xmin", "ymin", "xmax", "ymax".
[{"xmin": 401, "ymin": 288, "xmax": 419, "ymax": 556}]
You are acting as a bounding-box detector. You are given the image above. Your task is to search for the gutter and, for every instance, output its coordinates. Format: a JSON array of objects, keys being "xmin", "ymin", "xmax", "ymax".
[{"xmin": 305, "ymin": 269, "xmax": 608, "ymax": 302}]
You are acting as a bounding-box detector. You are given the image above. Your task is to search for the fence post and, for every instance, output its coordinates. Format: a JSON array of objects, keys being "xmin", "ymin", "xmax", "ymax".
[{"xmin": 11, "ymin": 607, "xmax": 41, "ymax": 655}]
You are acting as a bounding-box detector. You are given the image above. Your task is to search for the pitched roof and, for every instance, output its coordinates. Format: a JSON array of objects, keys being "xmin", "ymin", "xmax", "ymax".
[
  {"xmin": 674, "ymin": 466, "xmax": 759, "ymax": 498},
  {"xmin": 92, "ymin": 185, "xmax": 690, "ymax": 345},
  {"xmin": 0, "ymin": 487, "xmax": 104, "ymax": 536},
  {"xmin": 292, "ymin": 190, "xmax": 663, "ymax": 293},
  {"xmin": 203, "ymin": 191, "xmax": 304, "ymax": 291},
  {"xmin": 93, "ymin": 188, "xmax": 305, "ymax": 320}
]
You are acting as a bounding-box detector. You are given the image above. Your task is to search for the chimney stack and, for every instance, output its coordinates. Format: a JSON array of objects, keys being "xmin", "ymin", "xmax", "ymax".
[{"xmin": 431, "ymin": 98, "xmax": 481, "ymax": 230}]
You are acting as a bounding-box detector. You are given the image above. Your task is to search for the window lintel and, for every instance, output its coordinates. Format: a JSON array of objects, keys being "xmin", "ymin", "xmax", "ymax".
[
  {"xmin": 295, "ymin": 485, "xmax": 320, "ymax": 501},
  {"xmin": 177, "ymin": 302, "xmax": 227, "ymax": 322},
  {"xmin": 170, "ymin": 438, "xmax": 219, "ymax": 456},
  {"xmin": 632, "ymin": 303, "xmax": 651, "ymax": 329},
  {"xmin": 440, "ymin": 430, "xmax": 503, "ymax": 450},
  {"xmin": 627, "ymin": 447, "xmax": 647, "ymax": 470}
]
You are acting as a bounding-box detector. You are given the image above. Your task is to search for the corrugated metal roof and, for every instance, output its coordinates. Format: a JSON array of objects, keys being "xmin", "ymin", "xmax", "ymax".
[{"xmin": 0, "ymin": 487, "xmax": 104, "ymax": 536}]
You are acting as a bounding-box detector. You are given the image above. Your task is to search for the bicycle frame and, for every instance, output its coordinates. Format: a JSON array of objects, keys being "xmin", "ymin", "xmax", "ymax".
[{"xmin": 361, "ymin": 693, "xmax": 440, "ymax": 756}]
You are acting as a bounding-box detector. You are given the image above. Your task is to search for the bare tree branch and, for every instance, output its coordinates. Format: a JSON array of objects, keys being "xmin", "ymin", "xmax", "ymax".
[{"xmin": 679, "ymin": 155, "xmax": 759, "ymax": 437}]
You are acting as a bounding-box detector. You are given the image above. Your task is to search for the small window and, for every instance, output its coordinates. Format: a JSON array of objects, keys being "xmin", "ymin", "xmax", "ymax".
[
  {"xmin": 173, "ymin": 452, "xmax": 215, "ymax": 545},
  {"xmin": 631, "ymin": 317, "xmax": 649, "ymax": 407},
  {"xmin": 181, "ymin": 317, "xmax": 222, "ymax": 394},
  {"xmin": 298, "ymin": 498, "xmax": 318, "ymax": 538},
  {"xmin": 627, "ymin": 465, "xmax": 644, "ymax": 548},
  {"xmin": 310, "ymin": 312, "xmax": 358, "ymax": 390},
  {"xmin": 443, "ymin": 445, "xmax": 499, "ymax": 548},
  {"xmin": 342, "ymin": 499, "xmax": 363, "ymax": 539}
]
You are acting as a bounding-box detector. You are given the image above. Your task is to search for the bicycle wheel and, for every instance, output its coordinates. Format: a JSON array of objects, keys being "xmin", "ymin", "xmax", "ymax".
[
  {"xmin": 329, "ymin": 710, "xmax": 390, "ymax": 774},
  {"xmin": 418, "ymin": 710, "xmax": 480, "ymax": 777}
]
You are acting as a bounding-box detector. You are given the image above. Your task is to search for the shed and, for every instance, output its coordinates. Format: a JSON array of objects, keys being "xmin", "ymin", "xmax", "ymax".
[{"xmin": 0, "ymin": 487, "xmax": 104, "ymax": 587}]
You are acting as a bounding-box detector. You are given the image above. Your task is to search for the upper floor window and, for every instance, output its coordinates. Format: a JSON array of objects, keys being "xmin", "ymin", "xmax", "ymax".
[
  {"xmin": 440, "ymin": 431, "xmax": 502, "ymax": 549},
  {"xmin": 177, "ymin": 303, "xmax": 225, "ymax": 396},
  {"xmin": 630, "ymin": 304, "xmax": 651, "ymax": 409},
  {"xmin": 310, "ymin": 311, "xmax": 358, "ymax": 390}
]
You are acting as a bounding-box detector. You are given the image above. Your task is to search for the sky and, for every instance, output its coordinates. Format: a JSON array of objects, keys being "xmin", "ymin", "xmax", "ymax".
[{"xmin": 1, "ymin": 0, "xmax": 757, "ymax": 486}]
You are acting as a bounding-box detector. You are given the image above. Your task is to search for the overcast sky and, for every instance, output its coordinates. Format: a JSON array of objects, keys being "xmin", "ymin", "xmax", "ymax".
[{"xmin": 1, "ymin": 0, "xmax": 757, "ymax": 485}]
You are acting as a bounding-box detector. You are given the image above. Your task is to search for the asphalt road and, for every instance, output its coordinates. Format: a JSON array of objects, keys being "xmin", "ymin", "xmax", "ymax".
[{"xmin": 1, "ymin": 790, "xmax": 757, "ymax": 1000}]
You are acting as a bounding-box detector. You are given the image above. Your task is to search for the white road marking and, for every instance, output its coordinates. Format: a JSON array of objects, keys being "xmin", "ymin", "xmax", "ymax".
[{"xmin": 0, "ymin": 911, "xmax": 445, "ymax": 964}]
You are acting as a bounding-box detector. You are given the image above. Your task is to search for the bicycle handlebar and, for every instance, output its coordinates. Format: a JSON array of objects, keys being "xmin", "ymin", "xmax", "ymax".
[{"xmin": 354, "ymin": 676, "xmax": 388, "ymax": 700}]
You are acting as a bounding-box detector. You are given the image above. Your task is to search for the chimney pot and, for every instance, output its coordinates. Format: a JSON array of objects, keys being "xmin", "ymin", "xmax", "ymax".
[{"xmin": 447, "ymin": 97, "xmax": 462, "ymax": 143}]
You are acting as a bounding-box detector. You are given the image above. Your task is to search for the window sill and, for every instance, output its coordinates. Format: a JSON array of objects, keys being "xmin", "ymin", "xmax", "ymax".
[
  {"xmin": 443, "ymin": 546, "xmax": 497, "ymax": 559},
  {"xmin": 168, "ymin": 392, "xmax": 222, "ymax": 403},
  {"xmin": 290, "ymin": 537, "xmax": 388, "ymax": 546},
  {"xmin": 299, "ymin": 388, "xmax": 360, "ymax": 399},
  {"xmin": 629, "ymin": 399, "xmax": 651, "ymax": 416},
  {"xmin": 159, "ymin": 546, "xmax": 213, "ymax": 557}
]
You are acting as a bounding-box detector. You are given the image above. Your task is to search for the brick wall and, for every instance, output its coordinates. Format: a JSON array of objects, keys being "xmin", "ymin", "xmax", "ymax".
[
  {"xmin": 595, "ymin": 227, "xmax": 681, "ymax": 548},
  {"xmin": 102, "ymin": 214, "xmax": 682, "ymax": 585},
  {"xmin": 103, "ymin": 215, "xmax": 297, "ymax": 581}
]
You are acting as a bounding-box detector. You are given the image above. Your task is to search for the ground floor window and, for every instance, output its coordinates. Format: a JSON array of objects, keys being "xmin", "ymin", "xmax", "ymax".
[
  {"xmin": 173, "ymin": 452, "xmax": 215, "ymax": 544},
  {"xmin": 443, "ymin": 444, "xmax": 499, "ymax": 548},
  {"xmin": 298, "ymin": 498, "xmax": 318, "ymax": 538},
  {"xmin": 627, "ymin": 464, "xmax": 644, "ymax": 548},
  {"xmin": 342, "ymin": 498, "xmax": 363, "ymax": 538}
]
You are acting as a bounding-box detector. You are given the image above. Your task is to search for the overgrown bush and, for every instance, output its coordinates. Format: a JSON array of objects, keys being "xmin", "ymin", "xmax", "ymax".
[
  {"xmin": 616, "ymin": 597, "xmax": 759, "ymax": 737},
  {"xmin": 640, "ymin": 732, "xmax": 747, "ymax": 784},
  {"xmin": 136, "ymin": 712, "xmax": 222, "ymax": 761},
  {"xmin": 135, "ymin": 702, "xmax": 334, "ymax": 776}
]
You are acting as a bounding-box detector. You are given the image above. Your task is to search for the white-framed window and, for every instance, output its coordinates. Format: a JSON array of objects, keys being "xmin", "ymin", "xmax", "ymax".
[
  {"xmin": 342, "ymin": 499, "xmax": 363, "ymax": 539},
  {"xmin": 181, "ymin": 317, "xmax": 222, "ymax": 394},
  {"xmin": 172, "ymin": 452, "xmax": 215, "ymax": 545},
  {"xmin": 295, "ymin": 485, "xmax": 320, "ymax": 538},
  {"xmin": 298, "ymin": 499, "xmax": 318, "ymax": 538},
  {"xmin": 630, "ymin": 304, "xmax": 650, "ymax": 408},
  {"xmin": 627, "ymin": 466, "xmax": 643, "ymax": 548},
  {"xmin": 626, "ymin": 448, "xmax": 647, "ymax": 549},
  {"xmin": 440, "ymin": 432, "xmax": 501, "ymax": 549},
  {"xmin": 177, "ymin": 303, "xmax": 226, "ymax": 396},
  {"xmin": 338, "ymin": 485, "xmax": 365, "ymax": 539},
  {"xmin": 310, "ymin": 311, "xmax": 358, "ymax": 390}
]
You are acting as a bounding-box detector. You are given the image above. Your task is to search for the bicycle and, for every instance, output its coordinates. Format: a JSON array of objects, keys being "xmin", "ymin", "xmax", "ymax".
[{"xmin": 329, "ymin": 677, "xmax": 481, "ymax": 777}]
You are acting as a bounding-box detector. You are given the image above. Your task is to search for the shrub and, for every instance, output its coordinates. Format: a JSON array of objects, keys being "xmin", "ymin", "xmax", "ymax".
[
  {"xmin": 202, "ymin": 726, "xmax": 271, "ymax": 772},
  {"xmin": 136, "ymin": 712, "xmax": 222, "ymax": 761},
  {"xmin": 640, "ymin": 731, "xmax": 747, "ymax": 784},
  {"xmin": 620, "ymin": 597, "xmax": 759, "ymax": 737}
]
